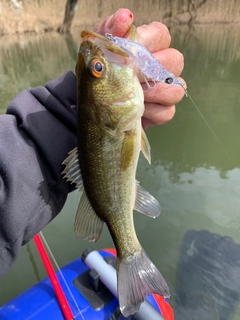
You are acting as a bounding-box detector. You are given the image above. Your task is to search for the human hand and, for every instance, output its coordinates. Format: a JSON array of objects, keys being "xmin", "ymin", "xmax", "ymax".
[{"xmin": 94, "ymin": 8, "xmax": 185, "ymax": 129}]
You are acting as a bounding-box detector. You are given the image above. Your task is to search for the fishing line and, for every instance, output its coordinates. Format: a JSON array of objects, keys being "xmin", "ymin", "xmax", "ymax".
[
  {"xmin": 185, "ymin": 90, "xmax": 230, "ymax": 159},
  {"xmin": 39, "ymin": 231, "xmax": 85, "ymax": 320}
]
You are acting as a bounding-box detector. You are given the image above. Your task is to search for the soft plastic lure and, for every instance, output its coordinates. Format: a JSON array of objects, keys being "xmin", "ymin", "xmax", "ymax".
[{"xmin": 105, "ymin": 33, "xmax": 186, "ymax": 92}]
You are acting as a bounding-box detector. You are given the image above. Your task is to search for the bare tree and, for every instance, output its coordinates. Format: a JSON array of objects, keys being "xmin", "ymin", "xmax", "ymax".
[{"xmin": 58, "ymin": 0, "xmax": 78, "ymax": 34}]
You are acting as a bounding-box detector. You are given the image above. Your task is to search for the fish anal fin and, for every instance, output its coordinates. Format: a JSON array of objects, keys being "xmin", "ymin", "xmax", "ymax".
[
  {"xmin": 141, "ymin": 128, "xmax": 151, "ymax": 164},
  {"xmin": 75, "ymin": 190, "xmax": 104, "ymax": 242},
  {"xmin": 62, "ymin": 147, "xmax": 83, "ymax": 191},
  {"xmin": 134, "ymin": 180, "xmax": 160, "ymax": 218},
  {"xmin": 117, "ymin": 248, "xmax": 170, "ymax": 317},
  {"xmin": 120, "ymin": 130, "xmax": 135, "ymax": 172}
]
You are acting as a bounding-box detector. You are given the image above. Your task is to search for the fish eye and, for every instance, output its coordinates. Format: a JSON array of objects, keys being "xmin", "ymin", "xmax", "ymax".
[
  {"xmin": 88, "ymin": 58, "xmax": 104, "ymax": 78},
  {"xmin": 165, "ymin": 77, "xmax": 173, "ymax": 84}
]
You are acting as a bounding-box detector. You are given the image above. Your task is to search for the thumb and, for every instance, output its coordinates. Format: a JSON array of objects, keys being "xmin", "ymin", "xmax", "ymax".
[{"xmin": 94, "ymin": 8, "xmax": 134, "ymax": 37}]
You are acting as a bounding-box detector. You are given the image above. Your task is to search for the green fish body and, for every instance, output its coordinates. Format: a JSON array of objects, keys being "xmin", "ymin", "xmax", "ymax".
[{"xmin": 63, "ymin": 30, "xmax": 170, "ymax": 317}]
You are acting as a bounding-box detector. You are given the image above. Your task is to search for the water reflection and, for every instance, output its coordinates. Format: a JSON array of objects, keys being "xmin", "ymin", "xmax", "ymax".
[
  {"xmin": 0, "ymin": 32, "xmax": 79, "ymax": 111},
  {"xmin": 0, "ymin": 24, "xmax": 240, "ymax": 319}
]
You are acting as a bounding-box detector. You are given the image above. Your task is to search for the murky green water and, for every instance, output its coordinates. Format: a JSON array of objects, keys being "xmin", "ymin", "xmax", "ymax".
[{"xmin": 1, "ymin": 24, "xmax": 240, "ymax": 320}]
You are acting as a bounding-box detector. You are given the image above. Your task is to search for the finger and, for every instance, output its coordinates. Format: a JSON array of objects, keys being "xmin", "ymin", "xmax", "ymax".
[
  {"xmin": 94, "ymin": 8, "xmax": 134, "ymax": 37},
  {"xmin": 137, "ymin": 21, "xmax": 171, "ymax": 52},
  {"xmin": 143, "ymin": 103, "xmax": 176, "ymax": 127},
  {"xmin": 142, "ymin": 118, "xmax": 156, "ymax": 129},
  {"xmin": 142, "ymin": 77, "xmax": 186, "ymax": 106}
]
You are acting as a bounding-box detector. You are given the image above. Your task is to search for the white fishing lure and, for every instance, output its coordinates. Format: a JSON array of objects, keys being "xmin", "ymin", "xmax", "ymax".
[{"xmin": 105, "ymin": 33, "xmax": 186, "ymax": 92}]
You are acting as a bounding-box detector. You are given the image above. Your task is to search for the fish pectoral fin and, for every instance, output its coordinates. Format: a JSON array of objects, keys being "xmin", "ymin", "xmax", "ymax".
[
  {"xmin": 75, "ymin": 190, "xmax": 104, "ymax": 242},
  {"xmin": 141, "ymin": 128, "xmax": 151, "ymax": 164},
  {"xmin": 134, "ymin": 180, "xmax": 161, "ymax": 218},
  {"xmin": 120, "ymin": 130, "xmax": 135, "ymax": 171},
  {"xmin": 62, "ymin": 147, "xmax": 83, "ymax": 191}
]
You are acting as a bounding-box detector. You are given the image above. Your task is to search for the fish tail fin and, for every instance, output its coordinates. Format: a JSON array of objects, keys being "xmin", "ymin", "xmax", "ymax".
[{"xmin": 117, "ymin": 248, "xmax": 170, "ymax": 317}]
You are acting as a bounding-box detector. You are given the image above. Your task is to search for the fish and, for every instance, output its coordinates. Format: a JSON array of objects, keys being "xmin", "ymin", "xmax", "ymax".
[{"xmin": 62, "ymin": 30, "xmax": 170, "ymax": 317}]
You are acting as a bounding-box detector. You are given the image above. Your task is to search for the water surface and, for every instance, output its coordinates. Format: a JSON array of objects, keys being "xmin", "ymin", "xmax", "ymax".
[{"xmin": 0, "ymin": 24, "xmax": 240, "ymax": 320}]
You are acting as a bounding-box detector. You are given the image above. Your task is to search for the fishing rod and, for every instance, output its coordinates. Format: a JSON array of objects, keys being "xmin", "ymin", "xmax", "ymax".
[{"xmin": 33, "ymin": 233, "xmax": 74, "ymax": 320}]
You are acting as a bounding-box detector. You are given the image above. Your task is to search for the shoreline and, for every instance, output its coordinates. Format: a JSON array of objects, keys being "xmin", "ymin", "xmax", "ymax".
[
  {"xmin": 1, "ymin": 17, "xmax": 240, "ymax": 37},
  {"xmin": 1, "ymin": 0, "xmax": 240, "ymax": 36}
]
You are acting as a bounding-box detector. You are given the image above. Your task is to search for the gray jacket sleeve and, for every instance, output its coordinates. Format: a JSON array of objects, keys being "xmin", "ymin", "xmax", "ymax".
[{"xmin": 0, "ymin": 71, "xmax": 77, "ymax": 277}]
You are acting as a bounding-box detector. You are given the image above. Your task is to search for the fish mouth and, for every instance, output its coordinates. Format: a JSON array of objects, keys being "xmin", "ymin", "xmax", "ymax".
[{"xmin": 80, "ymin": 30, "xmax": 129, "ymax": 59}]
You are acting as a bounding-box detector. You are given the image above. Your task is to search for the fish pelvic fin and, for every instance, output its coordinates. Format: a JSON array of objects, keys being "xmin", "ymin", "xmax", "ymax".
[
  {"xmin": 118, "ymin": 248, "xmax": 170, "ymax": 317},
  {"xmin": 134, "ymin": 180, "xmax": 161, "ymax": 218},
  {"xmin": 141, "ymin": 128, "xmax": 151, "ymax": 164},
  {"xmin": 75, "ymin": 190, "xmax": 104, "ymax": 242},
  {"xmin": 62, "ymin": 147, "xmax": 83, "ymax": 191}
]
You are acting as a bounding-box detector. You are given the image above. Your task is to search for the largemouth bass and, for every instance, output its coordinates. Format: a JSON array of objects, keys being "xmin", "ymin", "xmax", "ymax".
[{"xmin": 63, "ymin": 30, "xmax": 170, "ymax": 317}]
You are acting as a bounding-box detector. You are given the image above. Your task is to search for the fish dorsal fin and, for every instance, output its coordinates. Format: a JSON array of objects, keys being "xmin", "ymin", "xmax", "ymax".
[
  {"xmin": 62, "ymin": 147, "xmax": 83, "ymax": 191},
  {"xmin": 141, "ymin": 128, "xmax": 151, "ymax": 164},
  {"xmin": 75, "ymin": 190, "xmax": 104, "ymax": 242},
  {"xmin": 134, "ymin": 180, "xmax": 161, "ymax": 218}
]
